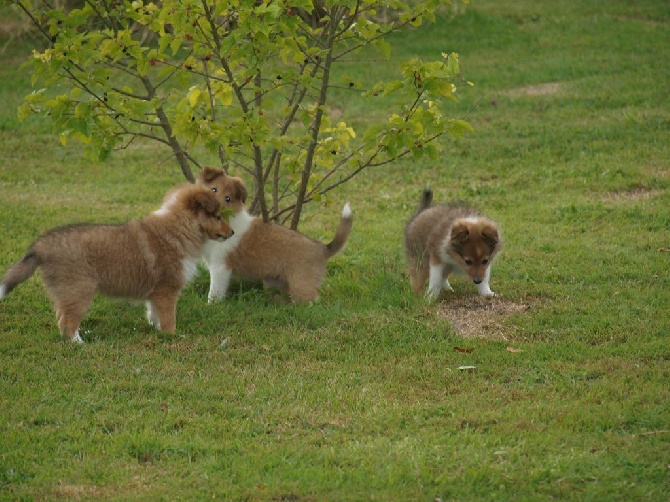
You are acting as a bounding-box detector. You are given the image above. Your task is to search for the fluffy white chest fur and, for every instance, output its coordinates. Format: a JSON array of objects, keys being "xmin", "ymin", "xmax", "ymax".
[
  {"xmin": 181, "ymin": 257, "xmax": 200, "ymax": 284},
  {"xmin": 201, "ymin": 210, "xmax": 253, "ymax": 302}
]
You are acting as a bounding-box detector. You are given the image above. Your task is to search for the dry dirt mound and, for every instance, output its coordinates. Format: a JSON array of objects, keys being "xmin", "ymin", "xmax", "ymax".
[
  {"xmin": 500, "ymin": 82, "xmax": 561, "ymax": 96},
  {"xmin": 439, "ymin": 296, "xmax": 530, "ymax": 340},
  {"xmin": 603, "ymin": 185, "xmax": 663, "ymax": 202}
]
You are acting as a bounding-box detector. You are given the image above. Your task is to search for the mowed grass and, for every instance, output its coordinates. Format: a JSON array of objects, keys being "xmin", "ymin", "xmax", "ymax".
[{"xmin": 1, "ymin": 0, "xmax": 669, "ymax": 500}]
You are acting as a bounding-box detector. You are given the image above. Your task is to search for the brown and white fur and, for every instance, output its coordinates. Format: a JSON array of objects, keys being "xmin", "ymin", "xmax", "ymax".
[
  {"xmin": 0, "ymin": 184, "xmax": 233, "ymax": 343},
  {"xmin": 404, "ymin": 187, "xmax": 502, "ymax": 299},
  {"xmin": 196, "ymin": 167, "xmax": 353, "ymax": 303}
]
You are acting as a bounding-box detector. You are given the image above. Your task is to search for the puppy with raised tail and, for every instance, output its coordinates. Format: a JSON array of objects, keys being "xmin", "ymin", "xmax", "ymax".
[
  {"xmin": 196, "ymin": 167, "xmax": 353, "ymax": 303},
  {"xmin": 0, "ymin": 184, "xmax": 233, "ymax": 343},
  {"xmin": 404, "ymin": 187, "xmax": 502, "ymax": 299}
]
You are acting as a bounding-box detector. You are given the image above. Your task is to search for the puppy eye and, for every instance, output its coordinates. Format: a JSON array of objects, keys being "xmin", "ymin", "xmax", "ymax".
[
  {"xmin": 464, "ymin": 259, "xmax": 473, "ymax": 266},
  {"xmin": 482, "ymin": 259, "xmax": 489, "ymax": 265},
  {"xmin": 225, "ymin": 196, "xmax": 231, "ymax": 203},
  {"xmin": 211, "ymin": 187, "xmax": 218, "ymax": 193}
]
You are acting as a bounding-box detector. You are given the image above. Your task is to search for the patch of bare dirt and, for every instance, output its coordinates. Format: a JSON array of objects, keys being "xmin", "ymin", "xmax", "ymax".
[
  {"xmin": 501, "ymin": 83, "xmax": 561, "ymax": 96},
  {"xmin": 439, "ymin": 296, "xmax": 530, "ymax": 340},
  {"xmin": 603, "ymin": 186, "xmax": 664, "ymax": 202},
  {"xmin": 52, "ymin": 485, "xmax": 106, "ymax": 499}
]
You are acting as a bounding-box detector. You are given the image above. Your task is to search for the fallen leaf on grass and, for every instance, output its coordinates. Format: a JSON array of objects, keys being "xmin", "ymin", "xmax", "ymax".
[
  {"xmin": 454, "ymin": 346, "xmax": 475, "ymax": 353},
  {"xmin": 506, "ymin": 346, "xmax": 524, "ymax": 353}
]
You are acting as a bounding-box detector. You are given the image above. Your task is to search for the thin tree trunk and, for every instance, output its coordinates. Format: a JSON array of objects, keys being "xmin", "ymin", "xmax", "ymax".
[{"xmin": 289, "ymin": 11, "xmax": 339, "ymax": 230}]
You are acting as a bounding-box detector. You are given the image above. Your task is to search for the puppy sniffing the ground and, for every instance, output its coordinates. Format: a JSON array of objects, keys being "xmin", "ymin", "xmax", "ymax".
[
  {"xmin": 404, "ymin": 187, "xmax": 502, "ymax": 299},
  {"xmin": 196, "ymin": 167, "xmax": 353, "ymax": 303},
  {"xmin": 0, "ymin": 184, "xmax": 233, "ymax": 343}
]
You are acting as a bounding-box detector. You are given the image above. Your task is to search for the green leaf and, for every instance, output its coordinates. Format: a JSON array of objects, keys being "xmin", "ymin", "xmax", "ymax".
[
  {"xmin": 170, "ymin": 36, "xmax": 183, "ymax": 56},
  {"xmin": 17, "ymin": 102, "xmax": 32, "ymax": 122},
  {"xmin": 214, "ymin": 82, "xmax": 233, "ymax": 107},
  {"xmin": 448, "ymin": 119, "xmax": 475, "ymax": 137},
  {"xmin": 187, "ymin": 87, "xmax": 202, "ymax": 108},
  {"xmin": 255, "ymin": 3, "xmax": 282, "ymax": 19}
]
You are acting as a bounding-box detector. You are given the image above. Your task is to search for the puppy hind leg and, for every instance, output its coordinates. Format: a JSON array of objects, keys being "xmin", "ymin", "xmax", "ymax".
[
  {"xmin": 55, "ymin": 297, "xmax": 93, "ymax": 343},
  {"xmin": 409, "ymin": 264, "xmax": 429, "ymax": 296},
  {"xmin": 287, "ymin": 278, "xmax": 319, "ymax": 304}
]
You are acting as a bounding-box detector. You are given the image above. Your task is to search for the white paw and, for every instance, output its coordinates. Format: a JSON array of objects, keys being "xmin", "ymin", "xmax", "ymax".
[
  {"xmin": 146, "ymin": 318, "xmax": 160, "ymax": 329},
  {"xmin": 208, "ymin": 294, "xmax": 224, "ymax": 304},
  {"xmin": 70, "ymin": 331, "xmax": 85, "ymax": 344},
  {"xmin": 425, "ymin": 288, "xmax": 441, "ymax": 302},
  {"xmin": 145, "ymin": 302, "xmax": 160, "ymax": 328}
]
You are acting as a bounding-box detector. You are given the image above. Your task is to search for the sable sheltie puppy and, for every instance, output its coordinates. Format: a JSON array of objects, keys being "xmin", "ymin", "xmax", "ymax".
[
  {"xmin": 404, "ymin": 187, "xmax": 502, "ymax": 299},
  {"xmin": 195, "ymin": 167, "xmax": 353, "ymax": 303},
  {"xmin": 0, "ymin": 184, "xmax": 233, "ymax": 343}
]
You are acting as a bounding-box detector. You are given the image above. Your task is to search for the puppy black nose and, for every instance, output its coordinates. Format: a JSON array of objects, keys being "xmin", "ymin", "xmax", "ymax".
[
  {"xmin": 230, "ymin": 230, "xmax": 234, "ymax": 236},
  {"xmin": 473, "ymin": 278, "xmax": 482, "ymax": 285}
]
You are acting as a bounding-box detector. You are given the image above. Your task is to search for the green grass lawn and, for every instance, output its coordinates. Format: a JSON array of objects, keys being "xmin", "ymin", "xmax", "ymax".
[{"xmin": 1, "ymin": 0, "xmax": 669, "ymax": 500}]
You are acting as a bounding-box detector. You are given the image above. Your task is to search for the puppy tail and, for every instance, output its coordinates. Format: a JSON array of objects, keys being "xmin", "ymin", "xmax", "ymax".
[
  {"xmin": 325, "ymin": 203, "xmax": 353, "ymax": 259},
  {"xmin": 0, "ymin": 251, "xmax": 40, "ymax": 300},
  {"xmin": 417, "ymin": 186, "xmax": 433, "ymax": 214}
]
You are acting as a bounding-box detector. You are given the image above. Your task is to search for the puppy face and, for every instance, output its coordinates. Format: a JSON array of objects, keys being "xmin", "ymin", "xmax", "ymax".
[
  {"xmin": 184, "ymin": 188, "xmax": 234, "ymax": 241},
  {"xmin": 448, "ymin": 220, "xmax": 500, "ymax": 285},
  {"xmin": 198, "ymin": 167, "xmax": 248, "ymax": 216}
]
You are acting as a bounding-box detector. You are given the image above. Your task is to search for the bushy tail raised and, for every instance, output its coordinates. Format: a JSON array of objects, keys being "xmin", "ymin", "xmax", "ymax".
[
  {"xmin": 0, "ymin": 252, "xmax": 40, "ymax": 300},
  {"xmin": 417, "ymin": 186, "xmax": 433, "ymax": 214},
  {"xmin": 325, "ymin": 203, "xmax": 353, "ymax": 259}
]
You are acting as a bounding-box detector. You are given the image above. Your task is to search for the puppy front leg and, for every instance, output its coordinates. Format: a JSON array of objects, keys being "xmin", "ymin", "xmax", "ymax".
[
  {"xmin": 145, "ymin": 301, "xmax": 160, "ymax": 329},
  {"xmin": 477, "ymin": 267, "xmax": 496, "ymax": 296},
  {"xmin": 442, "ymin": 264, "xmax": 455, "ymax": 292},
  {"xmin": 151, "ymin": 293, "xmax": 178, "ymax": 334},
  {"xmin": 427, "ymin": 263, "xmax": 445, "ymax": 300},
  {"xmin": 207, "ymin": 265, "xmax": 233, "ymax": 303}
]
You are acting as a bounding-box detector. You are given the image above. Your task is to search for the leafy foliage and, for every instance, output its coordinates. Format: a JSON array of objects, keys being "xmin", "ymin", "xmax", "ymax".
[{"xmin": 13, "ymin": 0, "xmax": 471, "ymax": 226}]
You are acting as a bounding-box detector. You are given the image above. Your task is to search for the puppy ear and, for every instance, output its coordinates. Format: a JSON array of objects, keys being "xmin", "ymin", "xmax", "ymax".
[
  {"xmin": 233, "ymin": 177, "xmax": 248, "ymax": 203},
  {"xmin": 191, "ymin": 190, "xmax": 220, "ymax": 215},
  {"xmin": 481, "ymin": 224, "xmax": 500, "ymax": 251},
  {"xmin": 200, "ymin": 166, "xmax": 223, "ymax": 184},
  {"xmin": 450, "ymin": 222, "xmax": 470, "ymax": 242}
]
